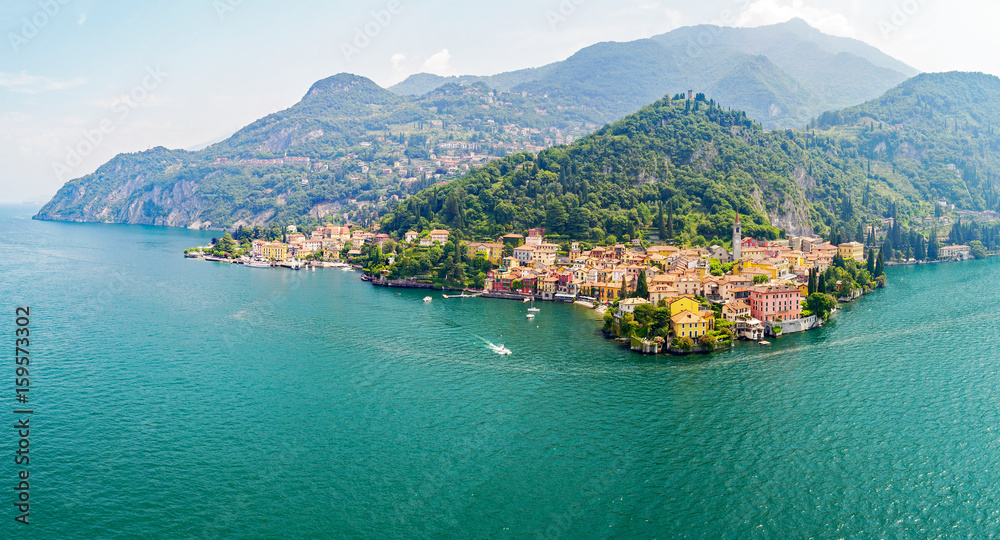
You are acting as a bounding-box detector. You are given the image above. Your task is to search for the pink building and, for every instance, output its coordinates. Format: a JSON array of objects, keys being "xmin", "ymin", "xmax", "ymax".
[{"xmin": 749, "ymin": 284, "xmax": 802, "ymax": 323}]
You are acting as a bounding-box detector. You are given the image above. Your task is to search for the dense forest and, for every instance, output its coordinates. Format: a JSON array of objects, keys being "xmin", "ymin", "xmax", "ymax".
[{"xmin": 382, "ymin": 73, "xmax": 1000, "ymax": 252}]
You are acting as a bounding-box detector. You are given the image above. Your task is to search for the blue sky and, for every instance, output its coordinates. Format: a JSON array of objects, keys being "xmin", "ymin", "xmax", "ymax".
[{"xmin": 2, "ymin": 0, "xmax": 998, "ymax": 204}]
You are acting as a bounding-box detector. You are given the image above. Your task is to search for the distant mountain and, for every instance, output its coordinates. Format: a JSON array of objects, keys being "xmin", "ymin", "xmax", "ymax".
[
  {"xmin": 34, "ymin": 74, "xmax": 609, "ymax": 229},
  {"xmin": 391, "ymin": 18, "xmax": 917, "ymax": 130}
]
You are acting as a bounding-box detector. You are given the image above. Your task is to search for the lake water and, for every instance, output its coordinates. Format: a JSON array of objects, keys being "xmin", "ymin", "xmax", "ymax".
[{"xmin": 2, "ymin": 204, "xmax": 1000, "ymax": 538}]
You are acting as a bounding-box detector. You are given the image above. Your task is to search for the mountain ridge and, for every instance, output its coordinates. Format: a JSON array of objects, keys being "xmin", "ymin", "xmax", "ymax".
[{"xmin": 390, "ymin": 18, "xmax": 917, "ymax": 129}]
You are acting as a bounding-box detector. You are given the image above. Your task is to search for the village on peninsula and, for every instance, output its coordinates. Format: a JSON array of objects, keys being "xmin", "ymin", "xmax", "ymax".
[{"xmin": 186, "ymin": 211, "xmax": 978, "ymax": 356}]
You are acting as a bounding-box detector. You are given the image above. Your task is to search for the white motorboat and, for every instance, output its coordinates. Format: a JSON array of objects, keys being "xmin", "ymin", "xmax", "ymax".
[
  {"xmin": 488, "ymin": 343, "xmax": 512, "ymax": 355},
  {"xmin": 526, "ymin": 313, "xmax": 535, "ymax": 319},
  {"xmin": 423, "ymin": 296, "xmax": 433, "ymax": 303},
  {"xmin": 247, "ymin": 261, "xmax": 270, "ymax": 268}
]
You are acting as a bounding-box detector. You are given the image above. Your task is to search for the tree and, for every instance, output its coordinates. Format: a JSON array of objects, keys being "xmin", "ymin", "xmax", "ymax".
[
  {"xmin": 619, "ymin": 279, "xmax": 629, "ymax": 300},
  {"xmin": 656, "ymin": 203, "xmax": 666, "ymax": 240},
  {"xmin": 215, "ymin": 233, "xmax": 237, "ymax": 257},
  {"xmin": 633, "ymin": 271, "xmax": 649, "ymax": 299},
  {"xmin": 667, "ymin": 201, "xmax": 674, "ymax": 240},
  {"xmin": 545, "ymin": 200, "xmax": 568, "ymax": 234},
  {"xmin": 602, "ymin": 311, "xmax": 615, "ymax": 333},
  {"xmin": 618, "ymin": 313, "xmax": 636, "ymax": 338},
  {"xmin": 633, "ymin": 303, "xmax": 657, "ymax": 328},
  {"xmin": 806, "ymin": 293, "xmax": 837, "ymax": 320},
  {"xmin": 970, "ymin": 240, "xmax": 987, "ymax": 259},
  {"xmin": 753, "ymin": 274, "xmax": 770, "ymax": 285},
  {"xmin": 928, "ymin": 229, "xmax": 940, "ymax": 260}
]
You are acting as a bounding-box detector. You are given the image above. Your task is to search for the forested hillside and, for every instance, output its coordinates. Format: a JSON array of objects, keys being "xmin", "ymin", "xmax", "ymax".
[{"xmin": 383, "ymin": 73, "xmax": 1000, "ymax": 247}]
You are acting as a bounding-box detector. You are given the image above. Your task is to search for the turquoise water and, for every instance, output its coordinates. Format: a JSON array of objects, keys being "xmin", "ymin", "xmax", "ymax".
[{"xmin": 2, "ymin": 204, "xmax": 1000, "ymax": 538}]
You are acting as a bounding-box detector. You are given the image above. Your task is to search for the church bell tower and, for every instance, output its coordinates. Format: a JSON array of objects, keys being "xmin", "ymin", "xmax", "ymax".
[{"xmin": 732, "ymin": 214, "xmax": 742, "ymax": 261}]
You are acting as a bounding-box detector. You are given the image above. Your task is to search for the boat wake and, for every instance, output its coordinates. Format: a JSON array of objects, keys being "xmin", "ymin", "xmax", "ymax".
[{"xmin": 474, "ymin": 335, "xmax": 512, "ymax": 356}]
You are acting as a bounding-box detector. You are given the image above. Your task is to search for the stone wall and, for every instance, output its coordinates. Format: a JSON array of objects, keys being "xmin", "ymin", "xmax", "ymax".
[{"xmin": 765, "ymin": 315, "xmax": 820, "ymax": 336}]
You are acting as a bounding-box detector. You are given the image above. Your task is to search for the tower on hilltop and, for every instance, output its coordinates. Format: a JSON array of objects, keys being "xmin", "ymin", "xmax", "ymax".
[{"xmin": 733, "ymin": 214, "xmax": 742, "ymax": 261}]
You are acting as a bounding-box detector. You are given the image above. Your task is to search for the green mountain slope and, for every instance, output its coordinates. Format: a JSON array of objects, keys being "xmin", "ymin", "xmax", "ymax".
[
  {"xmin": 812, "ymin": 72, "xmax": 1000, "ymax": 210},
  {"xmin": 382, "ymin": 73, "xmax": 1000, "ymax": 245}
]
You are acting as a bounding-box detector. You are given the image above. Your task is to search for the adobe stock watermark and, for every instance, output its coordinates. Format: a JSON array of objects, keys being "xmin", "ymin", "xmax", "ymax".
[
  {"xmin": 879, "ymin": 0, "xmax": 930, "ymax": 39},
  {"xmin": 672, "ymin": 0, "xmax": 751, "ymax": 70},
  {"xmin": 52, "ymin": 66, "xmax": 168, "ymax": 183},
  {"xmin": 7, "ymin": 0, "xmax": 72, "ymax": 53},
  {"xmin": 341, "ymin": 1, "xmax": 403, "ymax": 63},
  {"xmin": 546, "ymin": 0, "xmax": 587, "ymax": 30},
  {"xmin": 213, "ymin": 0, "xmax": 245, "ymax": 22}
]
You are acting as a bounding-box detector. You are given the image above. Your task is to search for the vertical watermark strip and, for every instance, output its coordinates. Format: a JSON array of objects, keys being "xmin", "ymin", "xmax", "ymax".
[{"xmin": 12, "ymin": 307, "xmax": 33, "ymax": 525}]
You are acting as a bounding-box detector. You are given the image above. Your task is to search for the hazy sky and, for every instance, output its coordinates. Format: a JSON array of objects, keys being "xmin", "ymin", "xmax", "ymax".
[{"xmin": 2, "ymin": 0, "xmax": 998, "ymax": 204}]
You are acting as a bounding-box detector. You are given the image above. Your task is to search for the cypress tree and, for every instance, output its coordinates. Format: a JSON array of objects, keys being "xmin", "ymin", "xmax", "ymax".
[
  {"xmin": 657, "ymin": 203, "xmax": 666, "ymax": 240},
  {"xmin": 667, "ymin": 201, "xmax": 674, "ymax": 240},
  {"xmin": 634, "ymin": 271, "xmax": 649, "ymax": 299}
]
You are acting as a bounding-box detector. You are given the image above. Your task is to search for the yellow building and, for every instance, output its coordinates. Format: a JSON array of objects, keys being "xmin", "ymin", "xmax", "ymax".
[
  {"xmin": 467, "ymin": 243, "xmax": 504, "ymax": 264},
  {"xmin": 734, "ymin": 260, "xmax": 779, "ymax": 279},
  {"xmin": 838, "ymin": 242, "xmax": 865, "ymax": 262},
  {"xmin": 668, "ymin": 297, "xmax": 702, "ymax": 317},
  {"xmin": 671, "ymin": 310, "xmax": 708, "ymax": 339},
  {"xmin": 261, "ymin": 242, "xmax": 288, "ymax": 262},
  {"xmin": 595, "ymin": 282, "xmax": 624, "ymax": 304}
]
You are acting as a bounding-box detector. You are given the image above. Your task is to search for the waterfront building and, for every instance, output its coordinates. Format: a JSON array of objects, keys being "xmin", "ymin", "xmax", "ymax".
[
  {"xmin": 838, "ymin": 242, "xmax": 865, "ymax": 262},
  {"xmin": 671, "ymin": 311, "xmax": 709, "ymax": 340},
  {"xmin": 669, "ymin": 297, "xmax": 701, "ymax": 317},
  {"xmin": 722, "ymin": 300, "xmax": 751, "ymax": 322},
  {"xmin": 939, "ymin": 245, "xmax": 972, "ymax": 260},
  {"xmin": 748, "ymin": 284, "xmax": 803, "ymax": 323},
  {"xmin": 261, "ymin": 242, "xmax": 289, "ymax": 262}
]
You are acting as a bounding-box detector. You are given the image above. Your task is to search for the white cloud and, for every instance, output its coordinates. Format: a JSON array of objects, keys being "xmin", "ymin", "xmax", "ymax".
[
  {"xmin": 77, "ymin": 13, "xmax": 88, "ymax": 25},
  {"xmin": 0, "ymin": 73, "xmax": 88, "ymax": 94},
  {"xmin": 422, "ymin": 49, "xmax": 452, "ymax": 75},
  {"xmin": 735, "ymin": 0, "xmax": 856, "ymax": 37},
  {"xmin": 391, "ymin": 53, "xmax": 407, "ymax": 69}
]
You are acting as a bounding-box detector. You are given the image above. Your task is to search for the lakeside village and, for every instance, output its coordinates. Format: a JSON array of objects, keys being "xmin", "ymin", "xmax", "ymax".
[{"xmin": 187, "ymin": 215, "xmax": 982, "ymax": 357}]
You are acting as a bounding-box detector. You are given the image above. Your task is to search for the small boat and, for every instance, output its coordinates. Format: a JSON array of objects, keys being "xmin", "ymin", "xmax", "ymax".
[
  {"xmin": 527, "ymin": 298, "xmax": 540, "ymax": 312},
  {"xmin": 341, "ymin": 266, "xmax": 352, "ymax": 272},
  {"xmin": 488, "ymin": 343, "xmax": 512, "ymax": 356},
  {"xmin": 522, "ymin": 297, "xmax": 531, "ymax": 303},
  {"xmin": 526, "ymin": 313, "xmax": 535, "ymax": 319},
  {"xmin": 247, "ymin": 261, "xmax": 270, "ymax": 268},
  {"xmin": 760, "ymin": 341, "xmax": 771, "ymax": 346},
  {"xmin": 423, "ymin": 296, "xmax": 433, "ymax": 303},
  {"xmin": 443, "ymin": 293, "xmax": 481, "ymax": 299}
]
